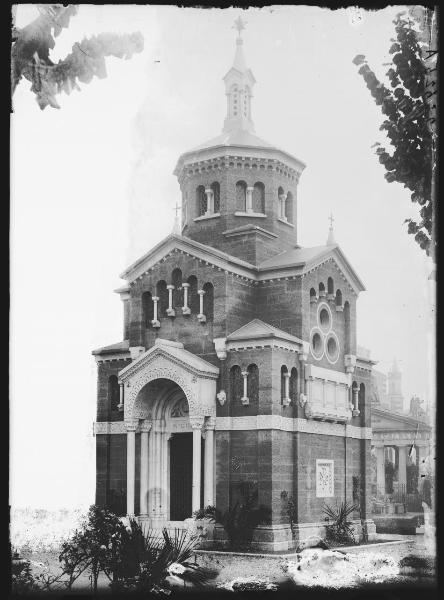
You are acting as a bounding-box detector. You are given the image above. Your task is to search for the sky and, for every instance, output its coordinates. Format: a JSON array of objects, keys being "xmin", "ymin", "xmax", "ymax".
[{"xmin": 10, "ymin": 5, "xmax": 434, "ymax": 509}]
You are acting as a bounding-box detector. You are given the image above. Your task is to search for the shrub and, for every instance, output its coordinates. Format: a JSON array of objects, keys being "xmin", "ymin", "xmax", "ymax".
[
  {"xmin": 280, "ymin": 490, "xmax": 297, "ymax": 537},
  {"xmin": 322, "ymin": 501, "xmax": 358, "ymax": 546},
  {"xmin": 216, "ymin": 482, "xmax": 271, "ymax": 550},
  {"xmin": 192, "ymin": 505, "xmax": 217, "ymax": 521}
]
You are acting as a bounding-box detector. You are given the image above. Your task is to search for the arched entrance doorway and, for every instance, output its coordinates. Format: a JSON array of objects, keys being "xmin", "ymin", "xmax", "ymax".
[
  {"xmin": 117, "ymin": 338, "xmax": 219, "ymax": 524},
  {"xmin": 134, "ymin": 378, "xmax": 205, "ymax": 522}
]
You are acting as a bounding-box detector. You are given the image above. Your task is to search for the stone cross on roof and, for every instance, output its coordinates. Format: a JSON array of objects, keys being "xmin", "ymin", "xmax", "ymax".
[{"xmin": 233, "ymin": 15, "xmax": 246, "ymax": 37}]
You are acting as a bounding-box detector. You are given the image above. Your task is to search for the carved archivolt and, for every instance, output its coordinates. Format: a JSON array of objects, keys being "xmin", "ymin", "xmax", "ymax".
[{"xmin": 124, "ymin": 357, "xmax": 213, "ymax": 421}]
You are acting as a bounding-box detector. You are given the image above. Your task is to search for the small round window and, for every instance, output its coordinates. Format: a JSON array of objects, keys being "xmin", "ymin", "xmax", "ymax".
[
  {"xmin": 319, "ymin": 308, "xmax": 330, "ymax": 330},
  {"xmin": 311, "ymin": 332, "xmax": 323, "ymax": 358}
]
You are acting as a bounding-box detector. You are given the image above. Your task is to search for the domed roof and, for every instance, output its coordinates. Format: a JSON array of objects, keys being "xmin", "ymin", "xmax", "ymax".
[
  {"xmin": 174, "ymin": 19, "xmax": 305, "ymax": 177},
  {"xmin": 189, "ymin": 128, "xmax": 274, "ymax": 153}
]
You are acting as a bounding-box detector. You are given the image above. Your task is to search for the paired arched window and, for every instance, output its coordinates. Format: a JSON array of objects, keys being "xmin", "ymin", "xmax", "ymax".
[
  {"xmin": 319, "ymin": 282, "xmax": 325, "ymax": 296},
  {"xmin": 236, "ymin": 180, "xmax": 247, "ymax": 212},
  {"xmin": 253, "ymin": 182, "xmax": 265, "ymax": 214},
  {"xmin": 142, "ymin": 291, "xmax": 153, "ymax": 327},
  {"xmin": 108, "ymin": 375, "xmax": 120, "ymax": 415},
  {"xmin": 156, "ymin": 280, "xmax": 168, "ymax": 317},
  {"xmin": 187, "ymin": 275, "xmax": 199, "ymax": 314},
  {"xmin": 196, "ymin": 185, "xmax": 207, "ymax": 217},
  {"xmin": 285, "ymin": 191, "xmax": 293, "ymax": 223},
  {"xmin": 327, "ymin": 277, "xmax": 334, "ymax": 295},
  {"xmin": 172, "ymin": 268, "xmax": 183, "ymax": 308},
  {"xmin": 203, "ymin": 282, "xmax": 214, "ymax": 322},
  {"xmin": 211, "ymin": 182, "xmax": 220, "ymax": 213}
]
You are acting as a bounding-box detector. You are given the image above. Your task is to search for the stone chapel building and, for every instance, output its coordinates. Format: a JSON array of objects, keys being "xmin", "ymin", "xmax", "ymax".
[{"xmin": 93, "ymin": 21, "xmax": 376, "ymax": 550}]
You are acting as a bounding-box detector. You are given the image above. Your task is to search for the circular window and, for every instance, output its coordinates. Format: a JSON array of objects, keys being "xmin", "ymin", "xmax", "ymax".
[
  {"xmin": 325, "ymin": 333, "xmax": 340, "ymax": 363},
  {"xmin": 311, "ymin": 332, "xmax": 323, "ymax": 358}
]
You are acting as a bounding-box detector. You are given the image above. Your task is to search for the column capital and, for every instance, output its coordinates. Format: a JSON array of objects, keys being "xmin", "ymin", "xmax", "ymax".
[
  {"xmin": 140, "ymin": 419, "xmax": 152, "ymax": 433},
  {"xmin": 246, "ymin": 186, "xmax": 254, "ymax": 192},
  {"xmin": 152, "ymin": 296, "xmax": 159, "ymax": 302},
  {"xmin": 189, "ymin": 416, "xmax": 205, "ymax": 430},
  {"xmin": 205, "ymin": 416, "xmax": 216, "ymax": 430},
  {"xmin": 125, "ymin": 420, "xmax": 138, "ymax": 432},
  {"xmin": 182, "ymin": 282, "xmax": 190, "ymax": 289},
  {"xmin": 167, "ymin": 284, "xmax": 175, "ymax": 290},
  {"xmin": 283, "ymin": 371, "xmax": 290, "ymax": 379},
  {"xmin": 197, "ymin": 289, "xmax": 205, "ymax": 296}
]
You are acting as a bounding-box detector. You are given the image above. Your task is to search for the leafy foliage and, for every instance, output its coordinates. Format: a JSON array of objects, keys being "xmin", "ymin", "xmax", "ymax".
[
  {"xmin": 216, "ymin": 481, "xmax": 271, "ymax": 550},
  {"xmin": 11, "ymin": 5, "xmax": 144, "ymax": 110},
  {"xmin": 58, "ymin": 505, "xmax": 128, "ymax": 593},
  {"xmin": 111, "ymin": 524, "xmax": 218, "ymax": 592},
  {"xmin": 385, "ymin": 460, "xmax": 396, "ymax": 494},
  {"xmin": 323, "ymin": 501, "xmax": 358, "ymax": 546},
  {"xmin": 192, "ymin": 505, "xmax": 217, "ymax": 521},
  {"xmin": 352, "ymin": 10, "xmax": 435, "ymax": 258},
  {"xmin": 280, "ymin": 490, "xmax": 297, "ymax": 537}
]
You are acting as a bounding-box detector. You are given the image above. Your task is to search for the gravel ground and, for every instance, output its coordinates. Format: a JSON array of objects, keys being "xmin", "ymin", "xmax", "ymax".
[{"xmin": 18, "ymin": 534, "xmax": 436, "ymax": 593}]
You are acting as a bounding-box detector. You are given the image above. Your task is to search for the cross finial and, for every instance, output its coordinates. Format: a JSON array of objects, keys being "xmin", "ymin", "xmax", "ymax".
[
  {"xmin": 172, "ymin": 201, "xmax": 181, "ymax": 235},
  {"xmin": 329, "ymin": 213, "xmax": 335, "ymax": 228},
  {"xmin": 233, "ymin": 15, "xmax": 246, "ymax": 37}
]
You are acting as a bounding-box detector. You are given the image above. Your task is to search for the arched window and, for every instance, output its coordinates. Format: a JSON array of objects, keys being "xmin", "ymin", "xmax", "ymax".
[
  {"xmin": 196, "ymin": 185, "xmax": 206, "ymax": 216},
  {"xmin": 281, "ymin": 365, "xmax": 288, "ymax": 402},
  {"xmin": 344, "ymin": 301, "xmax": 351, "ymax": 354},
  {"xmin": 230, "ymin": 365, "xmax": 243, "ymax": 403},
  {"xmin": 247, "ymin": 364, "xmax": 259, "ymax": 405},
  {"xmin": 211, "ymin": 182, "xmax": 220, "ymax": 213},
  {"xmin": 319, "ymin": 282, "xmax": 325, "ymax": 297},
  {"xmin": 244, "ymin": 85, "xmax": 251, "ymax": 117},
  {"xmin": 335, "ymin": 289, "xmax": 343, "ymax": 307},
  {"xmin": 359, "ymin": 383, "xmax": 365, "ymax": 413},
  {"xmin": 230, "ymin": 84, "xmax": 239, "ymax": 117},
  {"xmin": 277, "ymin": 186, "xmax": 285, "ymax": 219},
  {"xmin": 310, "ymin": 287, "xmax": 317, "ymax": 303},
  {"xmin": 327, "ymin": 277, "xmax": 334, "ymax": 295},
  {"xmin": 285, "ymin": 191, "xmax": 293, "ymax": 223},
  {"xmin": 236, "ymin": 180, "xmax": 247, "ymax": 212},
  {"xmin": 203, "ymin": 282, "xmax": 214, "ymax": 322},
  {"xmin": 108, "ymin": 375, "xmax": 120, "ymax": 416},
  {"xmin": 142, "ymin": 291, "xmax": 153, "ymax": 327},
  {"xmin": 172, "ymin": 268, "xmax": 183, "ymax": 309},
  {"xmin": 253, "ymin": 182, "xmax": 265, "ymax": 214},
  {"xmin": 290, "ymin": 368, "xmax": 298, "ymax": 404},
  {"xmin": 187, "ymin": 275, "xmax": 199, "ymax": 314},
  {"xmin": 156, "ymin": 280, "xmax": 168, "ymax": 317}
]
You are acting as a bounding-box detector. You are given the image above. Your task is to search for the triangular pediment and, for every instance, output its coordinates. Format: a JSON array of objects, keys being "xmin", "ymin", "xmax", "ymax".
[
  {"xmin": 372, "ymin": 407, "xmax": 431, "ymax": 431},
  {"xmin": 118, "ymin": 234, "xmax": 256, "ymax": 284},
  {"xmin": 227, "ymin": 319, "xmax": 304, "ymax": 349},
  {"xmin": 258, "ymin": 244, "xmax": 365, "ymax": 294},
  {"xmin": 119, "ymin": 338, "xmax": 219, "ymax": 383}
]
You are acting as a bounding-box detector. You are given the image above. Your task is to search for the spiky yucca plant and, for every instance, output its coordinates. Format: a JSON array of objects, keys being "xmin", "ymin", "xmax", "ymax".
[{"xmin": 322, "ymin": 501, "xmax": 359, "ymax": 546}]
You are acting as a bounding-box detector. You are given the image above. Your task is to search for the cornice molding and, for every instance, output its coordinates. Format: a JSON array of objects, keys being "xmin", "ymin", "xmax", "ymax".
[{"xmin": 93, "ymin": 417, "xmax": 372, "ymax": 439}]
